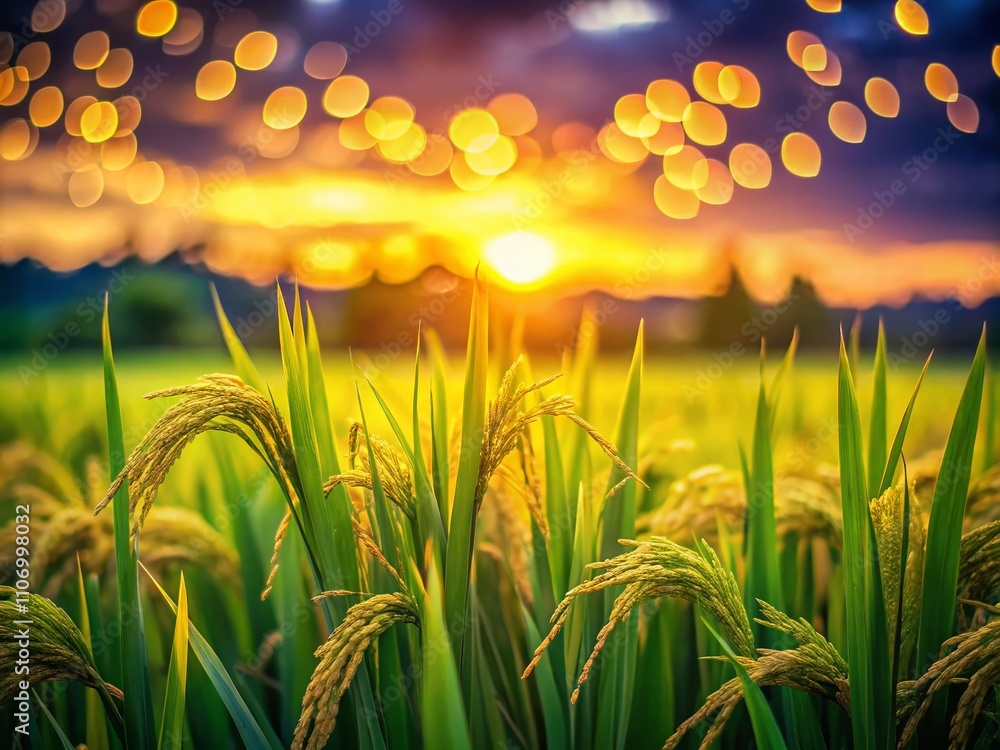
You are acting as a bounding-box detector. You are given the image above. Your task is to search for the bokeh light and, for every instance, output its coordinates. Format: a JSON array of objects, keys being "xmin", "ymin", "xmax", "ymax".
[
  {"xmin": 304, "ymin": 42, "xmax": 348, "ymax": 80},
  {"xmin": 864, "ymin": 78, "xmax": 900, "ymax": 118},
  {"xmin": 946, "ymin": 95, "xmax": 979, "ymax": 133},
  {"xmin": 924, "ymin": 63, "xmax": 959, "ymax": 103},
  {"xmin": 264, "ymin": 87, "xmax": 308, "ymax": 130},
  {"xmin": 365, "ymin": 96, "xmax": 415, "ymax": 141},
  {"xmin": 75, "ymin": 32, "xmax": 111, "ymax": 70},
  {"xmin": 894, "ymin": 0, "xmax": 929, "ymax": 35},
  {"xmin": 29, "ymin": 87, "xmax": 64, "ymax": 128},
  {"xmin": 729, "ymin": 143, "xmax": 772, "ymax": 189},
  {"xmin": 781, "ymin": 133, "xmax": 821, "ymax": 177},
  {"xmin": 681, "ymin": 102, "xmax": 727, "ymax": 146},
  {"xmin": 449, "ymin": 109, "xmax": 499, "ymax": 153},
  {"xmin": 136, "ymin": 1, "xmax": 179, "ymax": 37},
  {"xmin": 488, "ymin": 94, "xmax": 537, "ymax": 136},
  {"xmin": 96, "ymin": 49, "xmax": 134, "ymax": 88},
  {"xmin": 653, "ymin": 175, "xmax": 700, "ymax": 219},
  {"xmin": 828, "ymin": 101, "xmax": 866, "ymax": 143},
  {"xmin": 17, "ymin": 42, "xmax": 51, "ymax": 81},
  {"xmin": 234, "ymin": 31, "xmax": 278, "ymax": 71},
  {"xmin": 196, "ymin": 61, "xmax": 237, "ymax": 101},
  {"xmin": 323, "ymin": 76, "xmax": 369, "ymax": 118},
  {"xmin": 646, "ymin": 79, "xmax": 689, "ymax": 122}
]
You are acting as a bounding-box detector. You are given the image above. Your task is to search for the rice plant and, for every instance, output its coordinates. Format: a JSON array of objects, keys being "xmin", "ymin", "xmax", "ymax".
[{"xmin": 1, "ymin": 284, "xmax": 997, "ymax": 750}]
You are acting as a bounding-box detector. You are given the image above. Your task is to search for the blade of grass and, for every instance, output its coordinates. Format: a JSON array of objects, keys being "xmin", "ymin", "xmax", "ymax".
[
  {"xmin": 102, "ymin": 297, "xmax": 154, "ymax": 750},
  {"xmin": 77, "ymin": 559, "xmax": 110, "ymax": 750},
  {"xmin": 867, "ymin": 321, "xmax": 888, "ymax": 496},
  {"xmin": 142, "ymin": 563, "xmax": 277, "ymax": 750},
  {"xmin": 421, "ymin": 561, "xmax": 473, "ymax": 750},
  {"xmin": 210, "ymin": 284, "xmax": 265, "ymax": 392},
  {"xmin": 744, "ymin": 346, "xmax": 784, "ymax": 640},
  {"xmin": 444, "ymin": 273, "xmax": 488, "ymax": 661},
  {"xmin": 595, "ymin": 321, "xmax": 643, "ymax": 750},
  {"xmin": 769, "ymin": 327, "xmax": 799, "ymax": 435},
  {"xmin": 33, "ymin": 689, "xmax": 76, "ymax": 750},
  {"xmin": 916, "ymin": 327, "xmax": 987, "ymax": 739},
  {"xmin": 876, "ymin": 353, "xmax": 932, "ymax": 498},
  {"xmin": 424, "ymin": 327, "xmax": 452, "ymax": 523},
  {"xmin": 158, "ymin": 575, "xmax": 189, "ymax": 750},
  {"xmin": 837, "ymin": 333, "xmax": 892, "ymax": 750},
  {"xmin": 699, "ymin": 612, "xmax": 789, "ymax": 750}
]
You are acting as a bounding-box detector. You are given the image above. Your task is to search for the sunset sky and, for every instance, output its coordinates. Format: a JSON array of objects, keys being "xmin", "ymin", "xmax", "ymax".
[{"xmin": 0, "ymin": 0, "xmax": 997, "ymax": 306}]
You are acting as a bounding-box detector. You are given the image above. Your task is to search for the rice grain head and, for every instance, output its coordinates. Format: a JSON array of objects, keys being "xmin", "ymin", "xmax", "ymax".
[
  {"xmin": 896, "ymin": 605, "xmax": 1000, "ymax": 749},
  {"xmin": 0, "ymin": 587, "xmax": 123, "ymax": 706},
  {"xmin": 664, "ymin": 600, "xmax": 850, "ymax": 749},
  {"xmin": 523, "ymin": 536, "xmax": 753, "ymax": 702},
  {"xmin": 94, "ymin": 375, "xmax": 299, "ymax": 538},
  {"xmin": 292, "ymin": 592, "xmax": 418, "ymax": 750}
]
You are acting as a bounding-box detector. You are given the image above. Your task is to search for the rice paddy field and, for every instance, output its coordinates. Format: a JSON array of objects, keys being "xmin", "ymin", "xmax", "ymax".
[
  {"xmin": 2, "ymin": 0, "xmax": 998, "ymax": 746},
  {"xmin": 0, "ymin": 286, "xmax": 997, "ymax": 750}
]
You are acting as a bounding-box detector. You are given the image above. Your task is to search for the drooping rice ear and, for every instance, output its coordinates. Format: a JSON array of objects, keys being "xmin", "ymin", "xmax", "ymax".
[
  {"xmin": 292, "ymin": 592, "xmax": 418, "ymax": 750},
  {"xmin": 0, "ymin": 587, "xmax": 124, "ymax": 738}
]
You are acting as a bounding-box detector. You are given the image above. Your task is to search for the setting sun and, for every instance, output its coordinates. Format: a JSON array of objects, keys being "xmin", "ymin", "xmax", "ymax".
[{"xmin": 483, "ymin": 231, "xmax": 556, "ymax": 286}]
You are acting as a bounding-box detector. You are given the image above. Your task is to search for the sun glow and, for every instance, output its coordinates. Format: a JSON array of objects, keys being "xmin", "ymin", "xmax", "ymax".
[{"xmin": 484, "ymin": 232, "xmax": 556, "ymax": 286}]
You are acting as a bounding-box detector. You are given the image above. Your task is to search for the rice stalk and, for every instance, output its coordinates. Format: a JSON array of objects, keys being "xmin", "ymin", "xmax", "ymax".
[
  {"xmin": 896, "ymin": 604, "xmax": 1000, "ymax": 749},
  {"xmin": 523, "ymin": 536, "xmax": 753, "ymax": 702},
  {"xmin": 477, "ymin": 357, "xmax": 645, "ymax": 514},
  {"xmin": 957, "ymin": 521, "xmax": 1000, "ymax": 622},
  {"xmin": 321, "ymin": 422, "xmax": 416, "ymax": 519},
  {"xmin": 665, "ymin": 599, "xmax": 850, "ymax": 750},
  {"xmin": 870, "ymin": 485, "xmax": 926, "ymax": 662},
  {"xmin": 0, "ymin": 587, "xmax": 124, "ymax": 735},
  {"xmin": 292, "ymin": 591, "xmax": 419, "ymax": 750},
  {"xmin": 965, "ymin": 464, "xmax": 1000, "ymax": 530},
  {"xmin": 94, "ymin": 374, "xmax": 300, "ymax": 538}
]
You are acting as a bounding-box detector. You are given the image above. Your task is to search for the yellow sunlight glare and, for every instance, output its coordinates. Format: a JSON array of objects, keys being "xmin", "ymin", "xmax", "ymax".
[{"xmin": 484, "ymin": 231, "xmax": 556, "ymax": 286}]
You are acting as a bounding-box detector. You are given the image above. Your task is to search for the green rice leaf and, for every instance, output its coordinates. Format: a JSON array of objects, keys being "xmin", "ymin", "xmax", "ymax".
[
  {"xmin": 76, "ymin": 560, "xmax": 110, "ymax": 750},
  {"xmin": 444, "ymin": 274, "xmax": 488, "ymax": 661},
  {"xmin": 868, "ymin": 321, "xmax": 888, "ymax": 496},
  {"xmin": 876, "ymin": 353, "xmax": 932, "ymax": 498},
  {"xmin": 102, "ymin": 297, "xmax": 155, "ymax": 750},
  {"xmin": 158, "ymin": 574, "xmax": 189, "ymax": 750},
  {"xmin": 699, "ymin": 612, "xmax": 788, "ymax": 750},
  {"xmin": 744, "ymin": 347, "xmax": 784, "ymax": 641},
  {"xmin": 837, "ymin": 334, "xmax": 892, "ymax": 750},
  {"xmin": 210, "ymin": 284, "xmax": 265, "ymax": 392},
  {"xmin": 595, "ymin": 321, "xmax": 643, "ymax": 750},
  {"xmin": 142, "ymin": 564, "xmax": 277, "ymax": 750},
  {"xmin": 915, "ymin": 327, "xmax": 987, "ymax": 735},
  {"xmin": 421, "ymin": 561, "xmax": 473, "ymax": 750},
  {"xmin": 33, "ymin": 689, "xmax": 76, "ymax": 750},
  {"xmin": 424, "ymin": 327, "xmax": 452, "ymax": 523}
]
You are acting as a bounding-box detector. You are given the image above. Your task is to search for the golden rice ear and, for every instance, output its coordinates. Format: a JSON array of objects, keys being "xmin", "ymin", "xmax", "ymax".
[
  {"xmin": 262, "ymin": 509, "xmax": 292, "ymax": 601},
  {"xmin": 958, "ymin": 520, "xmax": 1000, "ymax": 613},
  {"xmin": 475, "ymin": 360, "xmax": 645, "ymax": 523},
  {"xmin": 292, "ymin": 592, "xmax": 418, "ymax": 750},
  {"xmin": 94, "ymin": 374, "xmax": 298, "ymax": 541},
  {"xmin": 896, "ymin": 610, "xmax": 1000, "ymax": 749},
  {"xmin": 523, "ymin": 537, "xmax": 754, "ymax": 694},
  {"xmin": 0, "ymin": 587, "xmax": 123, "ymax": 710}
]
